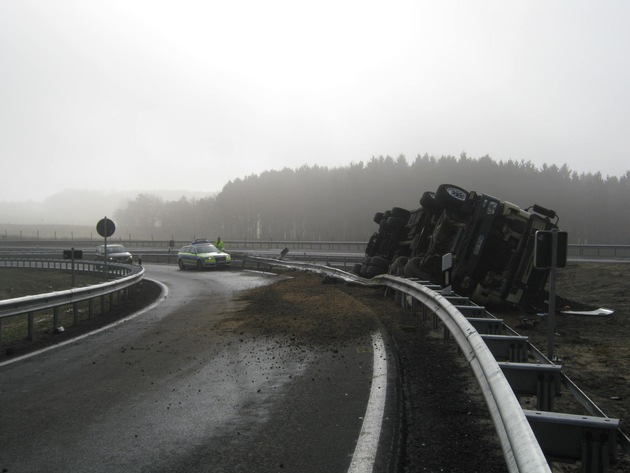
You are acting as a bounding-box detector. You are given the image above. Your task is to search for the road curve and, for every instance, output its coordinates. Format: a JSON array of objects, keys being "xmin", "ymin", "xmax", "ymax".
[{"xmin": 0, "ymin": 264, "xmax": 395, "ymax": 473}]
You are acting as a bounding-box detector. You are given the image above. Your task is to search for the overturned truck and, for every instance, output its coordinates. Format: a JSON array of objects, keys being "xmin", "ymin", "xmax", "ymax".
[{"xmin": 356, "ymin": 184, "xmax": 560, "ymax": 308}]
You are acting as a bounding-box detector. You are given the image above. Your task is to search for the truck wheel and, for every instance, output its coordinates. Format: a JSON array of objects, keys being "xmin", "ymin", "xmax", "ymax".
[
  {"xmin": 385, "ymin": 216, "xmax": 406, "ymax": 229},
  {"xmin": 435, "ymin": 184, "xmax": 469, "ymax": 211},
  {"xmin": 365, "ymin": 265, "xmax": 387, "ymax": 278},
  {"xmin": 390, "ymin": 256, "xmax": 408, "ymax": 276},
  {"xmin": 365, "ymin": 233, "xmax": 379, "ymax": 256},
  {"xmin": 420, "ymin": 191, "xmax": 440, "ymax": 212},
  {"xmin": 403, "ymin": 257, "xmax": 425, "ymax": 278},
  {"xmin": 390, "ymin": 207, "xmax": 411, "ymax": 221},
  {"xmin": 370, "ymin": 256, "xmax": 389, "ymax": 269}
]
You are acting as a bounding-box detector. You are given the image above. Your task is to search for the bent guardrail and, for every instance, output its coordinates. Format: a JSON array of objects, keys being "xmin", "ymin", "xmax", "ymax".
[
  {"xmin": 377, "ymin": 274, "xmax": 551, "ymax": 473},
  {"xmin": 0, "ymin": 258, "xmax": 144, "ymax": 351}
]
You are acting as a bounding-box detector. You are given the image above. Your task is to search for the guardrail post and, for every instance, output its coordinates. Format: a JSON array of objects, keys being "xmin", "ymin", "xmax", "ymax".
[
  {"xmin": 27, "ymin": 312, "xmax": 34, "ymax": 340},
  {"xmin": 73, "ymin": 302, "xmax": 79, "ymax": 326},
  {"xmin": 53, "ymin": 307, "xmax": 60, "ymax": 331},
  {"xmin": 524, "ymin": 410, "xmax": 619, "ymax": 470}
]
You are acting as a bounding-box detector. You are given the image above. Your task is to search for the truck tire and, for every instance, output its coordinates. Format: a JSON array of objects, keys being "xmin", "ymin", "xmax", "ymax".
[
  {"xmin": 385, "ymin": 216, "xmax": 406, "ymax": 229},
  {"xmin": 420, "ymin": 191, "xmax": 440, "ymax": 212},
  {"xmin": 435, "ymin": 184, "xmax": 469, "ymax": 212},
  {"xmin": 403, "ymin": 257, "xmax": 425, "ymax": 278},
  {"xmin": 390, "ymin": 256, "xmax": 408, "ymax": 276},
  {"xmin": 365, "ymin": 233, "xmax": 379, "ymax": 256},
  {"xmin": 365, "ymin": 265, "xmax": 387, "ymax": 278},
  {"xmin": 370, "ymin": 256, "xmax": 389, "ymax": 269},
  {"xmin": 390, "ymin": 207, "xmax": 411, "ymax": 221}
]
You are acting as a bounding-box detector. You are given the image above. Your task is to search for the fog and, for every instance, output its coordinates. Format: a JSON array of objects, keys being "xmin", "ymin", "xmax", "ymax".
[{"xmin": 1, "ymin": 1, "xmax": 629, "ymax": 205}]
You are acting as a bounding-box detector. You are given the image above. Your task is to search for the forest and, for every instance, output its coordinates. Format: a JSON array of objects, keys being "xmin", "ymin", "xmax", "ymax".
[{"xmin": 113, "ymin": 154, "xmax": 630, "ymax": 245}]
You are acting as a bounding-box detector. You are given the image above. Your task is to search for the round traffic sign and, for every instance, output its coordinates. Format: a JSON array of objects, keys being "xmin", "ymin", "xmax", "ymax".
[{"xmin": 96, "ymin": 218, "xmax": 116, "ymax": 238}]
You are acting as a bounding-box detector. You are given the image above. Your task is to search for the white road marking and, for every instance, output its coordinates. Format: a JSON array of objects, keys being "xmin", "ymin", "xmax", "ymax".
[{"xmin": 347, "ymin": 331, "xmax": 388, "ymax": 473}]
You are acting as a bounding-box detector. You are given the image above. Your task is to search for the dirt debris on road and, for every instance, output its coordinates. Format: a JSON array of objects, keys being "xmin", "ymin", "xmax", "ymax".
[{"xmin": 235, "ymin": 270, "xmax": 507, "ymax": 472}]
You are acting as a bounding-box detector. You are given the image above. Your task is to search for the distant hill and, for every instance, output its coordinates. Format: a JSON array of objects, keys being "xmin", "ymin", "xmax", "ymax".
[{"xmin": 0, "ymin": 189, "xmax": 214, "ymax": 226}]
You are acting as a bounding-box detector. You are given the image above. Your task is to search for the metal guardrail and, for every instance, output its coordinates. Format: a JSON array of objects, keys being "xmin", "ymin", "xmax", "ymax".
[
  {"xmin": 0, "ymin": 239, "xmax": 369, "ymax": 252},
  {"xmin": 0, "ymin": 258, "xmax": 144, "ymax": 349},
  {"xmin": 568, "ymin": 244, "xmax": 630, "ymax": 259},
  {"xmin": 0, "ymin": 258, "xmax": 135, "ymax": 278},
  {"xmin": 2, "ymin": 239, "xmax": 630, "ymax": 255}
]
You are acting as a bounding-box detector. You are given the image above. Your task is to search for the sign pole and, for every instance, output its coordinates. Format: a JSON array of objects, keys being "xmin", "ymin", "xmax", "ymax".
[
  {"xmin": 104, "ymin": 217, "xmax": 108, "ymax": 280},
  {"xmin": 96, "ymin": 216, "xmax": 116, "ymax": 281},
  {"xmin": 547, "ymin": 229, "xmax": 558, "ymax": 360}
]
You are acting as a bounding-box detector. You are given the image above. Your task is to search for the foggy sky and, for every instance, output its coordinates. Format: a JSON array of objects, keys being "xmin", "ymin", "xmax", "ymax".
[{"xmin": 1, "ymin": 0, "xmax": 629, "ymax": 203}]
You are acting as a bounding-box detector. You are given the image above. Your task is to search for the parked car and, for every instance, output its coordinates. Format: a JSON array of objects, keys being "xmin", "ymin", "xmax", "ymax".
[
  {"xmin": 177, "ymin": 243, "xmax": 231, "ymax": 270},
  {"xmin": 94, "ymin": 244, "xmax": 133, "ymax": 264}
]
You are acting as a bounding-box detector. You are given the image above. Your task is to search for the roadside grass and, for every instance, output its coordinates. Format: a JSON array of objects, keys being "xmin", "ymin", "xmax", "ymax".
[{"xmin": 0, "ymin": 268, "xmax": 123, "ymax": 351}]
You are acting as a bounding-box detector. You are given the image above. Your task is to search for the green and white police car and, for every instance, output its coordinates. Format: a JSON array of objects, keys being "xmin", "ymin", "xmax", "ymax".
[{"xmin": 177, "ymin": 243, "xmax": 231, "ymax": 270}]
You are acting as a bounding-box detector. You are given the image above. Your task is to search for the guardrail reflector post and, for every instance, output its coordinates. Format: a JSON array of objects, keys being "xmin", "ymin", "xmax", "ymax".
[
  {"xmin": 53, "ymin": 307, "xmax": 60, "ymax": 332},
  {"xmin": 442, "ymin": 253, "xmax": 453, "ymax": 295},
  {"xmin": 27, "ymin": 312, "xmax": 34, "ymax": 340}
]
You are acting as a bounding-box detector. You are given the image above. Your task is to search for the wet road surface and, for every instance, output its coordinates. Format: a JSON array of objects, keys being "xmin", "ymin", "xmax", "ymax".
[{"xmin": 0, "ymin": 265, "xmax": 394, "ymax": 473}]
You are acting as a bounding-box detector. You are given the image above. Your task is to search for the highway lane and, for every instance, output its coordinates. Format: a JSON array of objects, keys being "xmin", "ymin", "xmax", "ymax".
[{"xmin": 0, "ymin": 264, "xmax": 394, "ymax": 473}]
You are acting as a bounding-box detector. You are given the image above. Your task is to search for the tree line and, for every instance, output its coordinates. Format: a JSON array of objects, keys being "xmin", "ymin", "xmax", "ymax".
[{"xmin": 113, "ymin": 154, "xmax": 630, "ymax": 244}]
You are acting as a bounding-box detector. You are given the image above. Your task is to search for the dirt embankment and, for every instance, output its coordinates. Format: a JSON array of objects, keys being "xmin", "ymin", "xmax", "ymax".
[{"xmin": 495, "ymin": 262, "xmax": 630, "ymax": 425}]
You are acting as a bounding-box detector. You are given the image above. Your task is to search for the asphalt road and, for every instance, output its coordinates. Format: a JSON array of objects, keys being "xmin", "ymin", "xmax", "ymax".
[{"xmin": 0, "ymin": 265, "xmax": 395, "ymax": 473}]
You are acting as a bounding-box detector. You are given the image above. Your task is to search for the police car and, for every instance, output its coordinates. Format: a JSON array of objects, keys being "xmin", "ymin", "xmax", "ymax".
[{"xmin": 177, "ymin": 243, "xmax": 231, "ymax": 270}]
